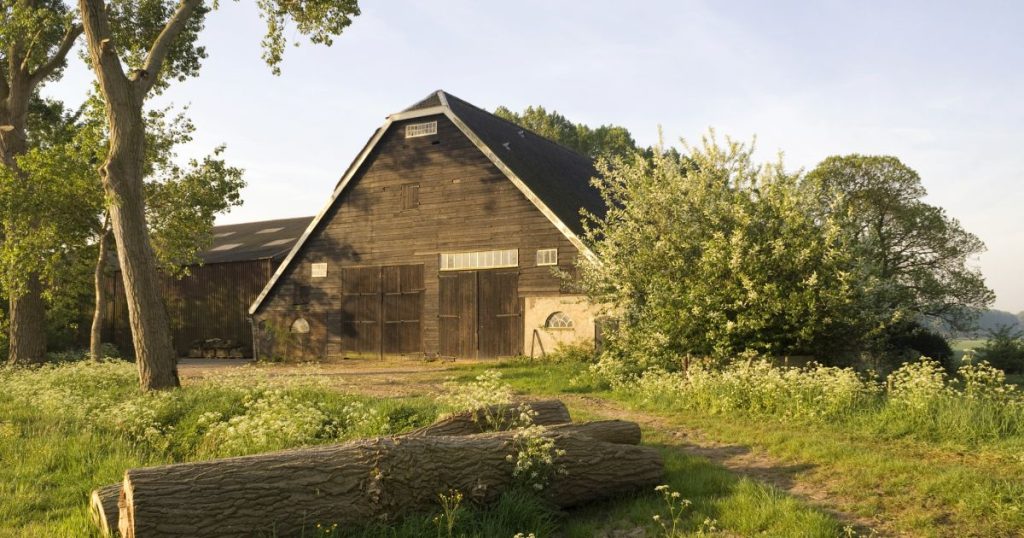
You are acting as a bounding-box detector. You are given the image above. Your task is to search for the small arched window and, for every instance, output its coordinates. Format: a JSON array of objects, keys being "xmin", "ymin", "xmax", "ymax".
[
  {"xmin": 545, "ymin": 311, "xmax": 574, "ymax": 329},
  {"xmin": 290, "ymin": 318, "xmax": 310, "ymax": 334}
]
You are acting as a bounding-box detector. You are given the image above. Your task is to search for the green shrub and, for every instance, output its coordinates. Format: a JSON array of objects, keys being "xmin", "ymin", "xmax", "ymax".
[
  {"xmin": 977, "ymin": 325, "xmax": 1024, "ymax": 374},
  {"xmin": 595, "ymin": 355, "xmax": 1024, "ymax": 445}
]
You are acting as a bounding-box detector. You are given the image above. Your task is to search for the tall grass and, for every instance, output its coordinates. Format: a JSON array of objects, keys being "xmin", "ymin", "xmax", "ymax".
[
  {"xmin": 0, "ymin": 360, "xmax": 439, "ymax": 535},
  {"xmin": 590, "ymin": 356, "xmax": 1024, "ymax": 447}
]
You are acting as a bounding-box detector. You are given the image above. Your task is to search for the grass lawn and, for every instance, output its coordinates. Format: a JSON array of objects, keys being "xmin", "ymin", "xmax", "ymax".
[
  {"xmin": 453, "ymin": 359, "xmax": 1024, "ymax": 537},
  {"xmin": 1, "ymin": 360, "xmax": 844, "ymax": 537}
]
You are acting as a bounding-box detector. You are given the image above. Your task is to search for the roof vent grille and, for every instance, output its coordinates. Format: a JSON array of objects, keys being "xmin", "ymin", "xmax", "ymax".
[{"xmin": 406, "ymin": 121, "xmax": 437, "ymax": 138}]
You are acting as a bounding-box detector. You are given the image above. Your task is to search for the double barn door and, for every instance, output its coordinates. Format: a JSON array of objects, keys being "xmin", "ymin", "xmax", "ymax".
[
  {"xmin": 439, "ymin": 270, "xmax": 521, "ymax": 359},
  {"xmin": 340, "ymin": 265, "xmax": 424, "ymax": 357}
]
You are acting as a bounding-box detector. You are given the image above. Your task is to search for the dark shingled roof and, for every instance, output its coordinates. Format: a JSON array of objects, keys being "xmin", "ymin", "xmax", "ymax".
[
  {"xmin": 441, "ymin": 91, "xmax": 604, "ymax": 234},
  {"xmin": 200, "ymin": 216, "xmax": 314, "ymax": 264},
  {"xmin": 402, "ymin": 91, "xmax": 443, "ymax": 112}
]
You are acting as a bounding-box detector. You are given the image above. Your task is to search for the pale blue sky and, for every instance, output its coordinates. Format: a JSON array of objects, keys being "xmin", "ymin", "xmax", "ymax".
[{"xmin": 43, "ymin": 1, "xmax": 1024, "ymax": 310}]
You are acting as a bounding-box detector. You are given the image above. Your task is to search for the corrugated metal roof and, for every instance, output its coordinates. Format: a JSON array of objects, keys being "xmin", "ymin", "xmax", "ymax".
[{"xmin": 200, "ymin": 216, "xmax": 314, "ymax": 264}]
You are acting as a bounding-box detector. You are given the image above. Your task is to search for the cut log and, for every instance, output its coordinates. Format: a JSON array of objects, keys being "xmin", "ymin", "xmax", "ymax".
[
  {"xmin": 545, "ymin": 420, "xmax": 641, "ymax": 445},
  {"xmin": 89, "ymin": 483, "xmax": 120, "ymax": 537},
  {"xmin": 409, "ymin": 399, "xmax": 572, "ymax": 436},
  {"xmin": 118, "ymin": 425, "xmax": 663, "ymax": 537}
]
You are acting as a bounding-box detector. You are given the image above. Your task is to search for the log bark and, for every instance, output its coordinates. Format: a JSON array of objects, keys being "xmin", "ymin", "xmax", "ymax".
[
  {"xmin": 90, "ymin": 483, "xmax": 121, "ymax": 537},
  {"xmin": 118, "ymin": 425, "xmax": 664, "ymax": 537},
  {"xmin": 409, "ymin": 399, "xmax": 572, "ymax": 436}
]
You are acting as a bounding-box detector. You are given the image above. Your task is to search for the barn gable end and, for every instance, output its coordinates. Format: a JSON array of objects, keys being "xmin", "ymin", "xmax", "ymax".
[{"xmin": 250, "ymin": 91, "xmax": 603, "ymax": 360}]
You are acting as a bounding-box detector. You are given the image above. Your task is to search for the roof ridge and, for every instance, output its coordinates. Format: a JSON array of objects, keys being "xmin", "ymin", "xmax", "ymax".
[{"xmin": 439, "ymin": 91, "xmax": 594, "ymax": 163}]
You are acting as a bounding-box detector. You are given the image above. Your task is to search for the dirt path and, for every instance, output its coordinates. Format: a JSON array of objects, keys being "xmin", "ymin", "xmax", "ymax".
[
  {"xmin": 557, "ymin": 395, "xmax": 885, "ymax": 536},
  {"xmin": 178, "ymin": 360, "xmax": 885, "ymax": 535}
]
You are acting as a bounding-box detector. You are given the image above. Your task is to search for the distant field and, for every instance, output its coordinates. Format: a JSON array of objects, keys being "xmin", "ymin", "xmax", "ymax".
[{"xmin": 949, "ymin": 338, "xmax": 987, "ymax": 362}]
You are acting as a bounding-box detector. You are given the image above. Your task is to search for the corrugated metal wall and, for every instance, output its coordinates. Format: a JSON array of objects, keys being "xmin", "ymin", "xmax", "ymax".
[{"xmin": 103, "ymin": 259, "xmax": 275, "ymax": 357}]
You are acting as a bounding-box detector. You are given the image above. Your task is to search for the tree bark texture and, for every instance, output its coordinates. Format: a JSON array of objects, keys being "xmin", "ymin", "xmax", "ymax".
[
  {"xmin": 90, "ymin": 221, "xmax": 113, "ymax": 359},
  {"xmin": 117, "ymin": 423, "xmax": 663, "ymax": 537},
  {"xmin": 89, "ymin": 399, "xmax": 580, "ymax": 536},
  {"xmin": 6, "ymin": 273, "xmax": 47, "ymax": 364},
  {"xmin": 90, "ymin": 483, "xmax": 121, "ymax": 537},
  {"xmin": 408, "ymin": 399, "xmax": 572, "ymax": 436},
  {"xmin": 78, "ymin": 0, "xmax": 196, "ymax": 389}
]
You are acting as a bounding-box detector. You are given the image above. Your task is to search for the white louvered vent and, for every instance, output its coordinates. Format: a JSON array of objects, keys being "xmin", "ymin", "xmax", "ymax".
[{"xmin": 405, "ymin": 121, "xmax": 438, "ymax": 138}]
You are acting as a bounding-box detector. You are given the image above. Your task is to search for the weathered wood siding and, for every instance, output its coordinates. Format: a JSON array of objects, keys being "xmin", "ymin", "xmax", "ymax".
[
  {"xmin": 105, "ymin": 259, "xmax": 275, "ymax": 357},
  {"xmin": 254, "ymin": 114, "xmax": 579, "ymax": 359}
]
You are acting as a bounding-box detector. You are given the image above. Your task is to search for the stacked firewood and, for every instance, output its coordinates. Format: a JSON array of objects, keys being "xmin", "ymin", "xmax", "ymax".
[
  {"xmin": 90, "ymin": 400, "xmax": 663, "ymax": 537},
  {"xmin": 187, "ymin": 338, "xmax": 246, "ymax": 359}
]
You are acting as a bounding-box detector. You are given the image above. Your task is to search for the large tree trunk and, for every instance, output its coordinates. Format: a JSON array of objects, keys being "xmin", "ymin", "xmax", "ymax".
[
  {"xmin": 117, "ymin": 423, "xmax": 663, "ymax": 537},
  {"xmin": 77, "ymin": 0, "xmax": 193, "ymax": 390},
  {"xmin": 104, "ymin": 116, "xmax": 179, "ymax": 389},
  {"xmin": 7, "ymin": 273, "xmax": 47, "ymax": 364},
  {"xmin": 89, "ymin": 221, "xmax": 112, "ymax": 359},
  {"xmin": 1, "ymin": 99, "xmax": 47, "ymax": 366}
]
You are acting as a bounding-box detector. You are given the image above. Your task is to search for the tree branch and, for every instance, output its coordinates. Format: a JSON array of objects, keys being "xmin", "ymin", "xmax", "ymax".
[
  {"xmin": 78, "ymin": 0, "xmax": 131, "ymax": 101},
  {"xmin": 28, "ymin": 23, "xmax": 84, "ymax": 87},
  {"xmin": 132, "ymin": 0, "xmax": 203, "ymax": 98}
]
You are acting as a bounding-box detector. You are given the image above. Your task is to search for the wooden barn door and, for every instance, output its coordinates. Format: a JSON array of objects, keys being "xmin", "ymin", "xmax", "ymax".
[
  {"xmin": 439, "ymin": 272, "xmax": 477, "ymax": 358},
  {"xmin": 439, "ymin": 270, "xmax": 520, "ymax": 359},
  {"xmin": 478, "ymin": 270, "xmax": 520, "ymax": 358},
  {"xmin": 382, "ymin": 265, "xmax": 424, "ymax": 354},
  {"xmin": 340, "ymin": 267, "xmax": 382, "ymax": 357},
  {"xmin": 342, "ymin": 265, "xmax": 424, "ymax": 358}
]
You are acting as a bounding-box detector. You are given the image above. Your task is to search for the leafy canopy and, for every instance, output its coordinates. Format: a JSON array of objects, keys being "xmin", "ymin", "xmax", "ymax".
[
  {"xmin": 493, "ymin": 105, "xmax": 638, "ymax": 159},
  {"xmin": 807, "ymin": 155, "xmax": 993, "ymax": 333},
  {"xmin": 580, "ymin": 133, "xmax": 865, "ymax": 365}
]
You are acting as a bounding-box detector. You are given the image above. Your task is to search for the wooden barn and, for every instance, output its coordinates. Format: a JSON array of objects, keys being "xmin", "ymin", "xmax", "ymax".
[
  {"xmin": 248, "ymin": 90, "xmax": 606, "ymax": 361},
  {"xmin": 103, "ymin": 216, "xmax": 312, "ymax": 358}
]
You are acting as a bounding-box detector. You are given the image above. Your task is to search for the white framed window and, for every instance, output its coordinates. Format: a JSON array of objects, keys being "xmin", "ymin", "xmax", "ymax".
[
  {"xmin": 536, "ymin": 248, "xmax": 558, "ymax": 266},
  {"xmin": 256, "ymin": 227, "xmax": 284, "ymax": 234},
  {"xmin": 311, "ymin": 262, "xmax": 328, "ymax": 278},
  {"xmin": 545, "ymin": 311, "xmax": 574, "ymax": 329},
  {"xmin": 263, "ymin": 238, "xmax": 291, "ymax": 247},
  {"xmin": 440, "ymin": 249, "xmax": 518, "ymax": 271},
  {"xmin": 406, "ymin": 121, "xmax": 438, "ymax": 138}
]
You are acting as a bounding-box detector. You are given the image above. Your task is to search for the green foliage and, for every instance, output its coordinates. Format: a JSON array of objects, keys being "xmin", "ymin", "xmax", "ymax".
[
  {"xmin": 580, "ymin": 133, "xmax": 865, "ymax": 365},
  {"xmin": 976, "ymin": 325, "xmax": 1024, "ymax": 374},
  {"xmin": 146, "ymin": 146, "xmax": 244, "ymax": 275},
  {"xmin": 256, "ymin": 0, "xmax": 361, "ymax": 75},
  {"xmin": 0, "ymin": 99, "xmax": 103, "ymax": 298},
  {"xmin": 0, "ymin": 1, "xmax": 78, "ymax": 86},
  {"xmin": 493, "ymin": 105, "xmax": 638, "ymax": 159},
  {"xmin": 806, "ymin": 155, "xmax": 994, "ymax": 335}
]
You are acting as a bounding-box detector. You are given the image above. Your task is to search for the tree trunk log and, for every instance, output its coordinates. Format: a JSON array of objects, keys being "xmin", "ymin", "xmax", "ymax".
[
  {"xmin": 409, "ymin": 399, "xmax": 572, "ymax": 436},
  {"xmin": 90, "ymin": 483, "xmax": 121, "ymax": 537},
  {"xmin": 118, "ymin": 425, "xmax": 663, "ymax": 537},
  {"xmin": 92, "ymin": 421, "xmax": 640, "ymax": 537},
  {"xmin": 90, "ymin": 222, "xmax": 112, "ymax": 359},
  {"xmin": 7, "ymin": 273, "xmax": 47, "ymax": 365}
]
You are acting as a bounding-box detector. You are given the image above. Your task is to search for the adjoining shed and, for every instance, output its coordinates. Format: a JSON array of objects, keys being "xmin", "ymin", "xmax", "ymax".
[
  {"xmin": 103, "ymin": 216, "xmax": 312, "ymax": 358},
  {"xmin": 248, "ymin": 90, "xmax": 605, "ymax": 361}
]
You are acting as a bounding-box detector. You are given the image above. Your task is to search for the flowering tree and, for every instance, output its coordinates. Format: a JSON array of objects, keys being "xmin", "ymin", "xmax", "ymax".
[{"xmin": 580, "ymin": 133, "xmax": 867, "ymax": 366}]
